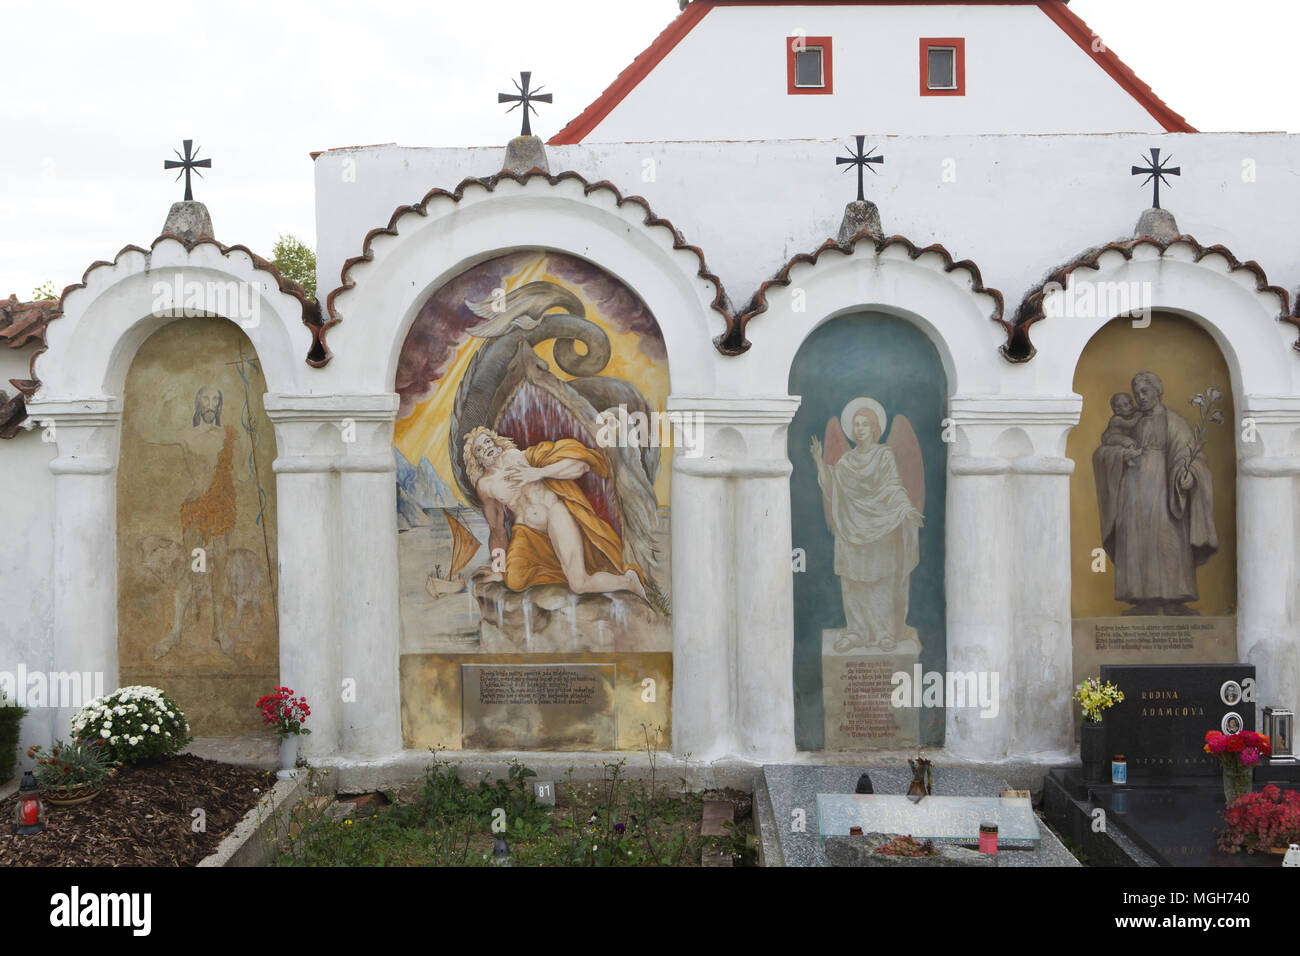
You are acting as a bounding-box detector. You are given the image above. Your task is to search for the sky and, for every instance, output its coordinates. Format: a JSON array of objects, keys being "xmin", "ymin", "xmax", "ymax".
[{"xmin": 2, "ymin": 0, "xmax": 1297, "ymax": 299}]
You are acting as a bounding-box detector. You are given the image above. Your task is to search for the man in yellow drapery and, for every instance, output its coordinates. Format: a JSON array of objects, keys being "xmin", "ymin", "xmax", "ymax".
[{"xmin": 465, "ymin": 427, "xmax": 647, "ymax": 600}]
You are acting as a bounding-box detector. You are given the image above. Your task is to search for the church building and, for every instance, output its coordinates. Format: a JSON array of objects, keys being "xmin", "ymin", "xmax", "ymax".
[{"xmin": 3, "ymin": 0, "xmax": 1297, "ymax": 792}]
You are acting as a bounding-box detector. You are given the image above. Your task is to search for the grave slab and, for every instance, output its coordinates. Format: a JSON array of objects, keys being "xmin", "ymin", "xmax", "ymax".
[{"xmin": 761, "ymin": 764, "xmax": 1079, "ymax": 867}]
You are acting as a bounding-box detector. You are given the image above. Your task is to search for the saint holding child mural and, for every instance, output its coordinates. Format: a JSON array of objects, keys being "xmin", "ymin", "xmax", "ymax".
[
  {"xmin": 394, "ymin": 251, "xmax": 672, "ymax": 751},
  {"xmin": 1068, "ymin": 313, "xmax": 1238, "ymax": 693}
]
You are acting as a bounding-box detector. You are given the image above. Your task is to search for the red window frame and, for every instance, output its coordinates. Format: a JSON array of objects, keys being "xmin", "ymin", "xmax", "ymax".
[
  {"xmin": 787, "ymin": 35, "xmax": 833, "ymax": 95},
  {"xmin": 920, "ymin": 37, "xmax": 965, "ymax": 96}
]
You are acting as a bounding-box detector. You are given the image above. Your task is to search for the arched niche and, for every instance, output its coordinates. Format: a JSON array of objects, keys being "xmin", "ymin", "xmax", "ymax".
[
  {"xmin": 788, "ymin": 311, "xmax": 949, "ymax": 751},
  {"xmin": 390, "ymin": 248, "xmax": 673, "ymax": 752},
  {"xmin": 1066, "ymin": 311, "xmax": 1238, "ymax": 703},
  {"xmin": 116, "ymin": 317, "xmax": 280, "ymax": 734}
]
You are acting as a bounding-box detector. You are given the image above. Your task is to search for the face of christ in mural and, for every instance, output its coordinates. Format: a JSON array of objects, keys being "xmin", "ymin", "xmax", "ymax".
[{"xmin": 466, "ymin": 427, "xmax": 646, "ymax": 601}]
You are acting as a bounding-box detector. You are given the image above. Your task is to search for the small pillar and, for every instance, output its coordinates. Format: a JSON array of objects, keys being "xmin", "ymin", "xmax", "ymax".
[
  {"xmin": 837, "ymin": 200, "xmax": 883, "ymax": 244},
  {"xmin": 161, "ymin": 201, "xmax": 214, "ymax": 242},
  {"xmin": 1133, "ymin": 207, "xmax": 1179, "ymax": 241},
  {"xmin": 503, "ymin": 135, "xmax": 551, "ymax": 176}
]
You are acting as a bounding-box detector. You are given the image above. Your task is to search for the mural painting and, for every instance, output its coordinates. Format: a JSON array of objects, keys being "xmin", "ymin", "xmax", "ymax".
[
  {"xmin": 394, "ymin": 251, "xmax": 672, "ymax": 750},
  {"xmin": 789, "ymin": 313, "xmax": 947, "ymax": 751},
  {"xmin": 116, "ymin": 318, "xmax": 279, "ymax": 735},
  {"xmin": 1068, "ymin": 312, "xmax": 1238, "ymax": 705}
]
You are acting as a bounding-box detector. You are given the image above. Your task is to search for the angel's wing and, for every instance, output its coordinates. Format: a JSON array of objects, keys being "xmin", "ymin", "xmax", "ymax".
[
  {"xmin": 824, "ymin": 416, "xmax": 850, "ymax": 467},
  {"xmin": 886, "ymin": 414, "xmax": 925, "ymax": 514}
]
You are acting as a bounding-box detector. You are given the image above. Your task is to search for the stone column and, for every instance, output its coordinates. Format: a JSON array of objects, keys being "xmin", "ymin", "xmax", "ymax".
[
  {"xmin": 336, "ymin": 397, "xmax": 402, "ymax": 757},
  {"xmin": 27, "ymin": 399, "xmax": 122, "ymax": 736},
  {"xmin": 1237, "ymin": 400, "xmax": 1300, "ymax": 717},
  {"xmin": 944, "ymin": 396, "xmax": 1079, "ymax": 761},
  {"xmin": 265, "ymin": 397, "xmax": 342, "ymax": 757},
  {"xmin": 668, "ymin": 396, "xmax": 800, "ymax": 762}
]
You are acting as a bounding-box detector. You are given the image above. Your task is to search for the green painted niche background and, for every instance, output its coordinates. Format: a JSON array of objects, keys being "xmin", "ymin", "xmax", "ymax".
[{"xmin": 788, "ymin": 312, "xmax": 948, "ymax": 750}]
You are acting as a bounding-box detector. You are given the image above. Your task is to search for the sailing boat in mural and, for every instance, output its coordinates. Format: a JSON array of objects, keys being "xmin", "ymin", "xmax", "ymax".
[{"xmin": 425, "ymin": 510, "xmax": 482, "ymax": 598}]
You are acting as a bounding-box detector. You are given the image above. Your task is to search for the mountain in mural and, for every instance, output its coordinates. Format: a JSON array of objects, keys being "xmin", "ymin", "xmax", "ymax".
[{"xmin": 394, "ymin": 447, "xmax": 460, "ymax": 529}]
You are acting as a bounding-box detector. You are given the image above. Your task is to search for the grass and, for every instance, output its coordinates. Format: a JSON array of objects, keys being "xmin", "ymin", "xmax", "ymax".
[{"xmin": 272, "ymin": 728, "xmax": 755, "ymax": 867}]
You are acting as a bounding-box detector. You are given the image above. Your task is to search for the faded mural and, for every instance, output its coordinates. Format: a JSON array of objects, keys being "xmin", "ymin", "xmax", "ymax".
[
  {"xmin": 789, "ymin": 313, "xmax": 947, "ymax": 751},
  {"xmin": 1068, "ymin": 312, "xmax": 1238, "ymax": 696},
  {"xmin": 394, "ymin": 251, "xmax": 672, "ymax": 750},
  {"xmin": 117, "ymin": 318, "xmax": 279, "ymax": 735}
]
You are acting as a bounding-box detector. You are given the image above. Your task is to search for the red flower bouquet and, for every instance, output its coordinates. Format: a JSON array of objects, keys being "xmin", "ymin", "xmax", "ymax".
[
  {"xmin": 1204, "ymin": 729, "xmax": 1270, "ymax": 768},
  {"xmin": 256, "ymin": 686, "xmax": 313, "ymax": 740}
]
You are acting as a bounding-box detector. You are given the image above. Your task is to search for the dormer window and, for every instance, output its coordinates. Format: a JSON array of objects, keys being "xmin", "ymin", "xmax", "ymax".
[
  {"xmin": 788, "ymin": 36, "xmax": 833, "ymax": 95},
  {"xmin": 920, "ymin": 38, "xmax": 965, "ymax": 96}
]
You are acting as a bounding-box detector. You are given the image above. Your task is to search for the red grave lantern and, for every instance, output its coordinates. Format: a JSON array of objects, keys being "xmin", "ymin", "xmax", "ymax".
[{"xmin": 14, "ymin": 770, "xmax": 45, "ymax": 835}]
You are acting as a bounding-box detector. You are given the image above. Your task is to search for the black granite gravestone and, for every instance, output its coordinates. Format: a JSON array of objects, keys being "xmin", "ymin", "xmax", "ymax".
[{"xmin": 1101, "ymin": 663, "xmax": 1255, "ymax": 778}]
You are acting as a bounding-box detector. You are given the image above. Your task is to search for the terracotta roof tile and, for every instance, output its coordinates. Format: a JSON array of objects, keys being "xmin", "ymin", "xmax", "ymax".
[{"xmin": 1011, "ymin": 235, "xmax": 1295, "ymax": 362}]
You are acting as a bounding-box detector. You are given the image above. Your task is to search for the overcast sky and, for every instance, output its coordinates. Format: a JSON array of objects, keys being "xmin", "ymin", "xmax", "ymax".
[{"xmin": 2, "ymin": 0, "xmax": 1296, "ymax": 299}]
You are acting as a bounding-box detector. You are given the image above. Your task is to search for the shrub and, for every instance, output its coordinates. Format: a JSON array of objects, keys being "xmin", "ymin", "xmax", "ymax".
[
  {"xmin": 71, "ymin": 686, "xmax": 192, "ymax": 764},
  {"xmin": 0, "ymin": 693, "xmax": 27, "ymax": 784}
]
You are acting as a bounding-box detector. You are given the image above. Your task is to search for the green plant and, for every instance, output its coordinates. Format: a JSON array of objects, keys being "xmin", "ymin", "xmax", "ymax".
[
  {"xmin": 271, "ymin": 234, "xmax": 316, "ymax": 298},
  {"xmin": 26, "ymin": 738, "xmax": 112, "ymax": 790},
  {"xmin": 70, "ymin": 685, "xmax": 192, "ymax": 764},
  {"xmin": 0, "ymin": 693, "xmax": 27, "ymax": 784}
]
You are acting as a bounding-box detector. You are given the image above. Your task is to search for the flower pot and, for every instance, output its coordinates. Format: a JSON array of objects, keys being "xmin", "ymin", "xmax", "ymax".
[
  {"xmin": 277, "ymin": 735, "xmax": 298, "ymax": 780},
  {"xmin": 39, "ymin": 767, "xmax": 115, "ymax": 806},
  {"xmin": 1223, "ymin": 762, "xmax": 1253, "ymax": 806},
  {"xmin": 1080, "ymin": 720, "xmax": 1107, "ymax": 785}
]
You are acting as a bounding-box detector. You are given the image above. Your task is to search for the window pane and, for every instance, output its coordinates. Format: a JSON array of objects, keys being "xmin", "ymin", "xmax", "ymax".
[
  {"xmin": 928, "ymin": 48, "xmax": 955, "ymax": 89},
  {"xmin": 796, "ymin": 49, "xmax": 823, "ymax": 87}
]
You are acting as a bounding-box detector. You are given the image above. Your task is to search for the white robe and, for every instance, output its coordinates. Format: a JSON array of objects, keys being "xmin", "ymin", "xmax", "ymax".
[{"xmin": 821, "ymin": 443, "xmax": 921, "ymax": 644}]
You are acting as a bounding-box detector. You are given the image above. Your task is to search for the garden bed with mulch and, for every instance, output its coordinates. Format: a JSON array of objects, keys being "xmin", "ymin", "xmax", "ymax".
[{"xmin": 0, "ymin": 754, "xmax": 273, "ymax": 866}]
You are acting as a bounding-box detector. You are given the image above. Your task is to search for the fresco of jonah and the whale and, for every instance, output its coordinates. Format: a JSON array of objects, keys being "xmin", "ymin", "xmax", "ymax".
[{"xmin": 394, "ymin": 251, "xmax": 673, "ymax": 659}]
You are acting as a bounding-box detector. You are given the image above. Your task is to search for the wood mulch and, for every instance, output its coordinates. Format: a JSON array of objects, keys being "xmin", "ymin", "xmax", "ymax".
[{"xmin": 0, "ymin": 754, "xmax": 274, "ymax": 866}]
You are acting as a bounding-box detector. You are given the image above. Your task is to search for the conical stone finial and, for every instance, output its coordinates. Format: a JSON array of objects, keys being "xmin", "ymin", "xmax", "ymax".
[
  {"xmin": 1133, "ymin": 206, "xmax": 1180, "ymax": 242},
  {"xmin": 503, "ymin": 135, "xmax": 551, "ymax": 176},
  {"xmin": 838, "ymin": 199, "xmax": 883, "ymax": 244},
  {"xmin": 162, "ymin": 200, "xmax": 214, "ymax": 243}
]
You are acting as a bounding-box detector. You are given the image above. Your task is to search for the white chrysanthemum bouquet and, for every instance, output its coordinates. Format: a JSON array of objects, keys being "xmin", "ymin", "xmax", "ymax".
[{"xmin": 70, "ymin": 685, "xmax": 192, "ymax": 764}]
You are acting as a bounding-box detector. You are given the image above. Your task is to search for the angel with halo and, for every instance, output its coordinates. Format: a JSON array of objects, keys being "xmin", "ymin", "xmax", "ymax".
[{"xmin": 810, "ymin": 397, "xmax": 925, "ymax": 653}]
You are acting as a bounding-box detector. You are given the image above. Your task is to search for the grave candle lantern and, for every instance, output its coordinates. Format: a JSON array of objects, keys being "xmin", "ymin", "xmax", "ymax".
[
  {"xmin": 14, "ymin": 771, "xmax": 44, "ymax": 835},
  {"xmin": 492, "ymin": 836, "xmax": 512, "ymax": 866},
  {"xmin": 978, "ymin": 822, "xmax": 998, "ymax": 855},
  {"xmin": 1111, "ymin": 754, "xmax": 1127, "ymax": 784},
  {"xmin": 1264, "ymin": 707, "xmax": 1294, "ymax": 762}
]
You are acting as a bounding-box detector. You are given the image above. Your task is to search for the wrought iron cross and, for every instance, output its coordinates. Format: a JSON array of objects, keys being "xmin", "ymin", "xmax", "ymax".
[
  {"xmin": 1131, "ymin": 147, "xmax": 1180, "ymax": 210},
  {"xmin": 836, "ymin": 135, "xmax": 884, "ymax": 202},
  {"xmin": 498, "ymin": 72, "xmax": 552, "ymax": 137},
  {"xmin": 164, "ymin": 140, "xmax": 212, "ymax": 202}
]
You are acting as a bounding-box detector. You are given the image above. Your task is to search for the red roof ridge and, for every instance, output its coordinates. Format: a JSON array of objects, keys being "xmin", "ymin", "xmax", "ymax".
[
  {"xmin": 552, "ymin": 0, "xmax": 1195, "ymax": 144},
  {"xmin": 549, "ymin": 2, "xmax": 712, "ymax": 145},
  {"xmin": 1035, "ymin": 0, "xmax": 1195, "ymax": 133}
]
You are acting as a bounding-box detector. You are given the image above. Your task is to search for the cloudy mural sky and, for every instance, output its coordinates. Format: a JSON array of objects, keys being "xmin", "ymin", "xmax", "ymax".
[{"xmin": 1, "ymin": 0, "xmax": 1296, "ymax": 298}]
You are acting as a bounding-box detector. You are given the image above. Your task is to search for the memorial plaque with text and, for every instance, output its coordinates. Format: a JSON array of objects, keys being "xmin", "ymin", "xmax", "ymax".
[
  {"xmin": 822, "ymin": 630, "xmax": 920, "ymax": 750},
  {"xmin": 462, "ymin": 663, "xmax": 616, "ymax": 750},
  {"xmin": 1101, "ymin": 663, "xmax": 1255, "ymax": 778}
]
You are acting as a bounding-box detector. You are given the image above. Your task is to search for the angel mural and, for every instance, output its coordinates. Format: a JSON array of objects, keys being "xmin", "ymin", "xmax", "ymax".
[{"xmin": 810, "ymin": 397, "xmax": 925, "ymax": 653}]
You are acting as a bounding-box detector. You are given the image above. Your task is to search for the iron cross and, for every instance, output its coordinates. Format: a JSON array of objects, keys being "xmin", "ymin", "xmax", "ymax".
[
  {"xmin": 837, "ymin": 135, "xmax": 884, "ymax": 202},
  {"xmin": 1131, "ymin": 147, "xmax": 1180, "ymax": 210},
  {"xmin": 164, "ymin": 140, "xmax": 212, "ymax": 202},
  {"xmin": 498, "ymin": 72, "xmax": 552, "ymax": 138}
]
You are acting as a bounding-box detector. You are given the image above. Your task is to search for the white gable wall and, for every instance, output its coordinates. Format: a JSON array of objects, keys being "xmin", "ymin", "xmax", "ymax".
[{"xmin": 578, "ymin": 3, "xmax": 1167, "ymax": 142}]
